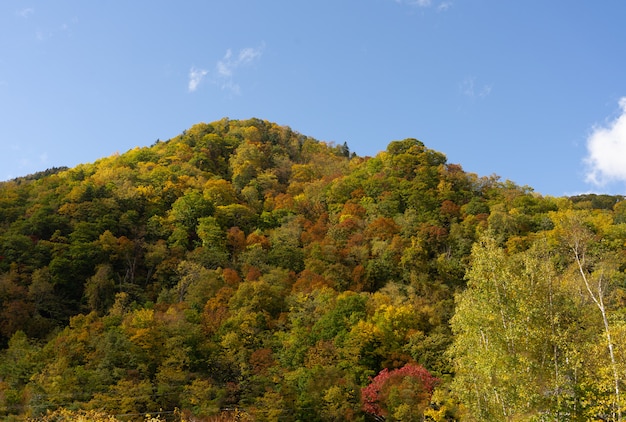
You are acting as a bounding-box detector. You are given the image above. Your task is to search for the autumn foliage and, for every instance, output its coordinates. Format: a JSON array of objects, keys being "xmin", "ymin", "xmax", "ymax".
[
  {"xmin": 0, "ymin": 118, "xmax": 625, "ymax": 420},
  {"xmin": 361, "ymin": 363, "xmax": 440, "ymax": 419}
]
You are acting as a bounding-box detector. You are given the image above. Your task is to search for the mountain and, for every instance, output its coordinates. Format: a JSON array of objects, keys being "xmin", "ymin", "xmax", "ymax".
[{"xmin": 0, "ymin": 118, "xmax": 624, "ymax": 421}]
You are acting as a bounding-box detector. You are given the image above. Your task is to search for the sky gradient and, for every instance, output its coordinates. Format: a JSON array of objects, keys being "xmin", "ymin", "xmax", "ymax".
[{"xmin": 2, "ymin": 1, "xmax": 626, "ymax": 196}]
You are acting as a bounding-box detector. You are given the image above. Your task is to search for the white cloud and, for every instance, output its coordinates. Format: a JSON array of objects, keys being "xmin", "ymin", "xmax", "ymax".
[
  {"xmin": 479, "ymin": 85, "xmax": 492, "ymax": 98},
  {"xmin": 188, "ymin": 44, "xmax": 264, "ymax": 95},
  {"xmin": 438, "ymin": 2, "xmax": 452, "ymax": 11},
  {"xmin": 188, "ymin": 67, "xmax": 208, "ymax": 92},
  {"xmin": 584, "ymin": 97, "xmax": 626, "ymax": 186},
  {"xmin": 215, "ymin": 44, "xmax": 264, "ymax": 94},
  {"xmin": 16, "ymin": 8, "xmax": 34, "ymax": 18},
  {"xmin": 395, "ymin": 0, "xmax": 451, "ymax": 9},
  {"xmin": 395, "ymin": 0, "xmax": 430, "ymax": 6},
  {"xmin": 238, "ymin": 47, "xmax": 263, "ymax": 65},
  {"xmin": 460, "ymin": 77, "xmax": 492, "ymax": 99},
  {"xmin": 217, "ymin": 49, "xmax": 233, "ymax": 77}
]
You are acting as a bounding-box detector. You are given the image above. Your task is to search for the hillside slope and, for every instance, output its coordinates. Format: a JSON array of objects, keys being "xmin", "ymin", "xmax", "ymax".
[{"xmin": 0, "ymin": 118, "xmax": 624, "ymax": 420}]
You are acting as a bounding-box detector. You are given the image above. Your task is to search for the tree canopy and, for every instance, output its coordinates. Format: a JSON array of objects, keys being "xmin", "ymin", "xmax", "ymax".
[{"xmin": 1, "ymin": 118, "xmax": 625, "ymax": 420}]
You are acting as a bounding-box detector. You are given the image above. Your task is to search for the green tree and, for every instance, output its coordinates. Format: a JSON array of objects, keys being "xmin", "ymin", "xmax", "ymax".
[
  {"xmin": 0, "ymin": 331, "xmax": 42, "ymax": 416},
  {"xmin": 84, "ymin": 264, "xmax": 116, "ymax": 315},
  {"xmin": 168, "ymin": 190, "xmax": 215, "ymax": 248}
]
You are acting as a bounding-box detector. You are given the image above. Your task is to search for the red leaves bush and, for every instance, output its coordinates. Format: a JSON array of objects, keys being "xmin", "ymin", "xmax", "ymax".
[{"xmin": 361, "ymin": 363, "xmax": 440, "ymax": 418}]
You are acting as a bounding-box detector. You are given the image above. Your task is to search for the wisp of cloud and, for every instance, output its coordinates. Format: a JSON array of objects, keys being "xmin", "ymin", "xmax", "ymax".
[
  {"xmin": 215, "ymin": 44, "xmax": 264, "ymax": 95},
  {"xmin": 16, "ymin": 8, "xmax": 34, "ymax": 18},
  {"xmin": 188, "ymin": 67, "xmax": 208, "ymax": 92},
  {"xmin": 585, "ymin": 97, "xmax": 626, "ymax": 186}
]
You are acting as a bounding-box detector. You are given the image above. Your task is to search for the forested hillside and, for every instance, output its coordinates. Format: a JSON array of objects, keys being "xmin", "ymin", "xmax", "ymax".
[{"xmin": 0, "ymin": 118, "xmax": 625, "ymax": 421}]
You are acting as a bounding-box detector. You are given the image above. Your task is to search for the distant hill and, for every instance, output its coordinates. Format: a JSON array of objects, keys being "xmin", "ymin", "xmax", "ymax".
[{"xmin": 1, "ymin": 118, "xmax": 625, "ymax": 421}]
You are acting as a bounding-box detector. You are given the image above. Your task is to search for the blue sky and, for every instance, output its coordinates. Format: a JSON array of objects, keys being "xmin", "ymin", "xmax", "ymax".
[{"xmin": 2, "ymin": 1, "xmax": 626, "ymax": 196}]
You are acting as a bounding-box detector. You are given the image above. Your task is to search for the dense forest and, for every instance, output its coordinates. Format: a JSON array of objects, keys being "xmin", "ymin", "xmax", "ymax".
[{"xmin": 0, "ymin": 118, "xmax": 625, "ymax": 421}]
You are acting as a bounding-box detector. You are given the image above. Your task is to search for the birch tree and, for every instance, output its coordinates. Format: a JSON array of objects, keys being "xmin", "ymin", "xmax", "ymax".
[
  {"xmin": 449, "ymin": 233, "xmax": 583, "ymax": 420},
  {"xmin": 554, "ymin": 210, "xmax": 624, "ymax": 421}
]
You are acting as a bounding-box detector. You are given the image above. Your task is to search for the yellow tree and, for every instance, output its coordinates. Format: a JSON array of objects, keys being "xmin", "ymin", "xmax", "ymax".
[
  {"xmin": 552, "ymin": 209, "xmax": 625, "ymax": 421},
  {"xmin": 449, "ymin": 233, "xmax": 585, "ymax": 420}
]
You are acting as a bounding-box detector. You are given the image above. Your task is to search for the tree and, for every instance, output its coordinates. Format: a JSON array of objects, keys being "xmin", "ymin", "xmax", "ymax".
[
  {"xmin": 168, "ymin": 190, "xmax": 215, "ymax": 247},
  {"xmin": 0, "ymin": 273, "xmax": 34, "ymax": 342},
  {"xmin": 84, "ymin": 264, "xmax": 116, "ymax": 315},
  {"xmin": 554, "ymin": 210, "xmax": 624, "ymax": 421},
  {"xmin": 203, "ymin": 179, "xmax": 238, "ymax": 206},
  {"xmin": 361, "ymin": 363, "xmax": 439, "ymax": 421},
  {"xmin": 215, "ymin": 204, "xmax": 257, "ymax": 234},
  {"xmin": 0, "ymin": 331, "xmax": 42, "ymax": 416},
  {"xmin": 230, "ymin": 141, "xmax": 265, "ymax": 191},
  {"xmin": 449, "ymin": 234, "xmax": 586, "ymax": 420},
  {"xmin": 173, "ymin": 261, "xmax": 222, "ymax": 308}
]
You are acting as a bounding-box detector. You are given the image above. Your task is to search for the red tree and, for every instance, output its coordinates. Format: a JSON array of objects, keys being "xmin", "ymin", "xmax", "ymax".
[{"xmin": 361, "ymin": 363, "xmax": 440, "ymax": 418}]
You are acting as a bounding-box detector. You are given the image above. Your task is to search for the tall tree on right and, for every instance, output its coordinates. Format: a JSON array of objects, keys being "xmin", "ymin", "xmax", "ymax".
[
  {"xmin": 449, "ymin": 233, "xmax": 588, "ymax": 420},
  {"xmin": 552, "ymin": 209, "xmax": 626, "ymax": 421}
]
